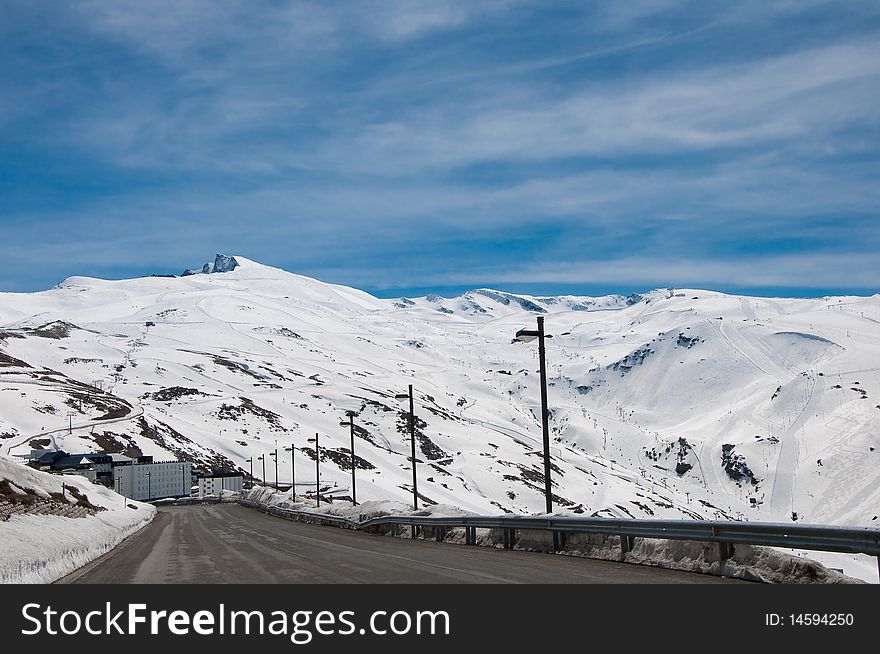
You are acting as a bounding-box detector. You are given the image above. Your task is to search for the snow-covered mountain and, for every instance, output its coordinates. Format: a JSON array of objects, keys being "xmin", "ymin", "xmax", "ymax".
[{"xmin": 1, "ymin": 256, "xmax": 878, "ymax": 529}]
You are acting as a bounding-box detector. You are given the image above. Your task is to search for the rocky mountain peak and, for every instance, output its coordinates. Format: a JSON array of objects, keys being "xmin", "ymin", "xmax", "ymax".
[{"xmin": 181, "ymin": 254, "xmax": 240, "ymax": 277}]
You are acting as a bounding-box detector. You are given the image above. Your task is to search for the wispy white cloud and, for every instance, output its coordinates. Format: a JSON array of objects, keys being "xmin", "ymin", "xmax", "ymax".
[
  {"xmin": 48, "ymin": 32, "xmax": 880, "ymax": 183},
  {"xmin": 313, "ymin": 251, "xmax": 880, "ymax": 293},
  {"xmin": 320, "ymin": 40, "xmax": 880, "ymax": 174},
  {"xmin": 439, "ymin": 252, "xmax": 880, "ymax": 291}
]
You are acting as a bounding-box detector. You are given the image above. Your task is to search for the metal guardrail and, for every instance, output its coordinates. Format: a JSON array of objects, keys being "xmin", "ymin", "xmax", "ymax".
[
  {"xmin": 167, "ymin": 497, "xmax": 224, "ymax": 506},
  {"xmin": 240, "ymin": 499, "xmax": 359, "ymax": 528},
  {"xmin": 361, "ymin": 514, "xmax": 880, "ymax": 558},
  {"xmin": 238, "ymin": 498, "xmax": 880, "ymax": 570}
]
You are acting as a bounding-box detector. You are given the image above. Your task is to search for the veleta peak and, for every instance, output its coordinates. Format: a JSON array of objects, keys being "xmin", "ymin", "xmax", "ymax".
[{"xmin": 181, "ymin": 254, "xmax": 240, "ymax": 277}]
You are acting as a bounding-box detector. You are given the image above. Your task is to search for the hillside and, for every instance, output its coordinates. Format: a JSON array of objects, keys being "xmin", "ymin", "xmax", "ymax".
[{"xmin": 1, "ymin": 256, "xmax": 878, "ymax": 532}]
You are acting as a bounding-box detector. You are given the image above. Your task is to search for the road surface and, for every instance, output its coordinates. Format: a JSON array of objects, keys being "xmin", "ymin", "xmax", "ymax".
[{"xmin": 61, "ymin": 504, "xmax": 746, "ymax": 584}]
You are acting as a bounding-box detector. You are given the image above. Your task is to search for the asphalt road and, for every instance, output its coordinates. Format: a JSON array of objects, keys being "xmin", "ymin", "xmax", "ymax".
[{"xmin": 61, "ymin": 504, "xmax": 745, "ymax": 584}]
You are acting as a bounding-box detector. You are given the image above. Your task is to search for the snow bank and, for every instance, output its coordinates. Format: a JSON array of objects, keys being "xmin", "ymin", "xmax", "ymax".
[
  {"xmin": 508, "ymin": 531, "xmax": 862, "ymax": 584},
  {"xmin": 241, "ymin": 486, "xmax": 469, "ymax": 522},
  {"xmin": 0, "ymin": 457, "xmax": 156, "ymax": 584},
  {"xmin": 239, "ymin": 487, "xmax": 864, "ymax": 584},
  {"xmin": 778, "ymin": 548, "xmax": 878, "ymax": 584}
]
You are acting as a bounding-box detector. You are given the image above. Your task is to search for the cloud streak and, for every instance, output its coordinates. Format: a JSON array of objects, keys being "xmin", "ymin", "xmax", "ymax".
[{"xmin": 0, "ymin": 1, "xmax": 878, "ymax": 295}]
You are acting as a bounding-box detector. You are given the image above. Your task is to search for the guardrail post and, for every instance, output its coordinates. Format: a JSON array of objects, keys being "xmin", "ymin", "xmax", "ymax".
[
  {"xmin": 558, "ymin": 531, "xmax": 567, "ymax": 550},
  {"xmin": 503, "ymin": 528, "xmax": 515, "ymax": 549},
  {"xmin": 391, "ymin": 523, "xmax": 400, "ymax": 537},
  {"xmin": 466, "ymin": 526, "xmax": 476, "ymax": 546},
  {"xmin": 435, "ymin": 526, "xmax": 446, "ymax": 542},
  {"xmin": 620, "ymin": 534, "xmax": 633, "ymax": 557},
  {"xmin": 718, "ymin": 542, "xmax": 733, "ymax": 562}
]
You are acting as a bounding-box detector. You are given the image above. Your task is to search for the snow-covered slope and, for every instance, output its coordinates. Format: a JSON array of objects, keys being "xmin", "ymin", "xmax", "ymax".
[{"xmin": 1, "ymin": 257, "xmax": 878, "ymax": 533}]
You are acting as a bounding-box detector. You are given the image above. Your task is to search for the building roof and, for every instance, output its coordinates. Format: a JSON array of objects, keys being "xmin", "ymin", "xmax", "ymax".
[
  {"xmin": 52, "ymin": 454, "xmax": 95, "ymax": 469},
  {"xmin": 34, "ymin": 450, "xmax": 63, "ymax": 465}
]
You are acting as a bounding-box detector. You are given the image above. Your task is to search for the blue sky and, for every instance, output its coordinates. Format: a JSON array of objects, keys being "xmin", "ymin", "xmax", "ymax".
[{"xmin": 1, "ymin": 1, "xmax": 879, "ymax": 297}]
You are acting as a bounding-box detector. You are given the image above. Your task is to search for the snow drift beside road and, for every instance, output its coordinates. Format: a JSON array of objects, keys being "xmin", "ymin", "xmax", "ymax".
[{"xmin": 0, "ymin": 456, "xmax": 155, "ymax": 583}]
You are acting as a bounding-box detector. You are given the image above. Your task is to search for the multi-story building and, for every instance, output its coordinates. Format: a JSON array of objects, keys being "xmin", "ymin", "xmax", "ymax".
[
  {"xmin": 196, "ymin": 472, "xmax": 243, "ymax": 498},
  {"xmin": 114, "ymin": 461, "xmax": 192, "ymax": 501}
]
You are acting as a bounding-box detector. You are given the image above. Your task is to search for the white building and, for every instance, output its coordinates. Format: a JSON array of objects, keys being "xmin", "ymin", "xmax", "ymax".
[
  {"xmin": 114, "ymin": 461, "xmax": 192, "ymax": 501},
  {"xmin": 197, "ymin": 473, "xmax": 243, "ymax": 498}
]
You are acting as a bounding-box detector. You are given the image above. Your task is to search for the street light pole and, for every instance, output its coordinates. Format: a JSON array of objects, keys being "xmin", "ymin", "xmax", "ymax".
[
  {"xmin": 408, "ymin": 385, "xmax": 417, "ymax": 511},
  {"xmin": 314, "ymin": 432, "xmax": 320, "ymax": 507},
  {"xmin": 145, "ymin": 470, "xmax": 151, "ymax": 501},
  {"xmin": 270, "ymin": 448, "xmax": 278, "ymax": 489},
  {"xmin": 258, "ymin": 455, "xmax": 265, "ymax": 486},
  {"xmin": 246, "ymin": 457, "xmax": 253, "ymax": 482},
  {"xmin": 536, "ymin": 316, "xmax": 552, "ymax": 516},
  {"xmin": 285, "ymin": 444, "xmax": 295, "ymax": 499},
  {"xmin": 395, "ymin": 385, "xmax": 418, "ymax": 511},
  {"xmin": 515, "ymin": 316, "xmax": 556, "ymax": 549},
  {"xmin": 348, "ymin": 412, "xmax": 357, "ymax": 505}
]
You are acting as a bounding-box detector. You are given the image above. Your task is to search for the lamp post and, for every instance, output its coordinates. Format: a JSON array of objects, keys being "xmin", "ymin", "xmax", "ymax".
[
  {"xmin": 245, "ymin": 457, "xmax": 253, "ymax": 482},
  {"xmin": 269, "ymin": 448, "xmax": 278, "ymax": 489},
  {"xmin": 395, "ymin": 385, "xmax": 419, "ymax": 511},
  {"xmin": 284, "ymin": 444, "xmax": 295, "ymax": 499},
  {"xmin": 346, "ymin": 411, "xmax": 358, "ymax": 505},
  {"xmin": 257, "ymin": 455, "xmax": 265, "ymax": 486},
  {"xmin": 514, "ymin": 316, "xmax": 557, "ymax": 549},
  {"xmin": 145, "ymin": 470, "xmax": 151, "ymax": 501},
  {"xmin": 308, "ymin": 434, "xmax": 320, "ymax": 507},
  {"xmin": 116, "ymin": 474, "xmax": 124, "ymax": 505}
]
